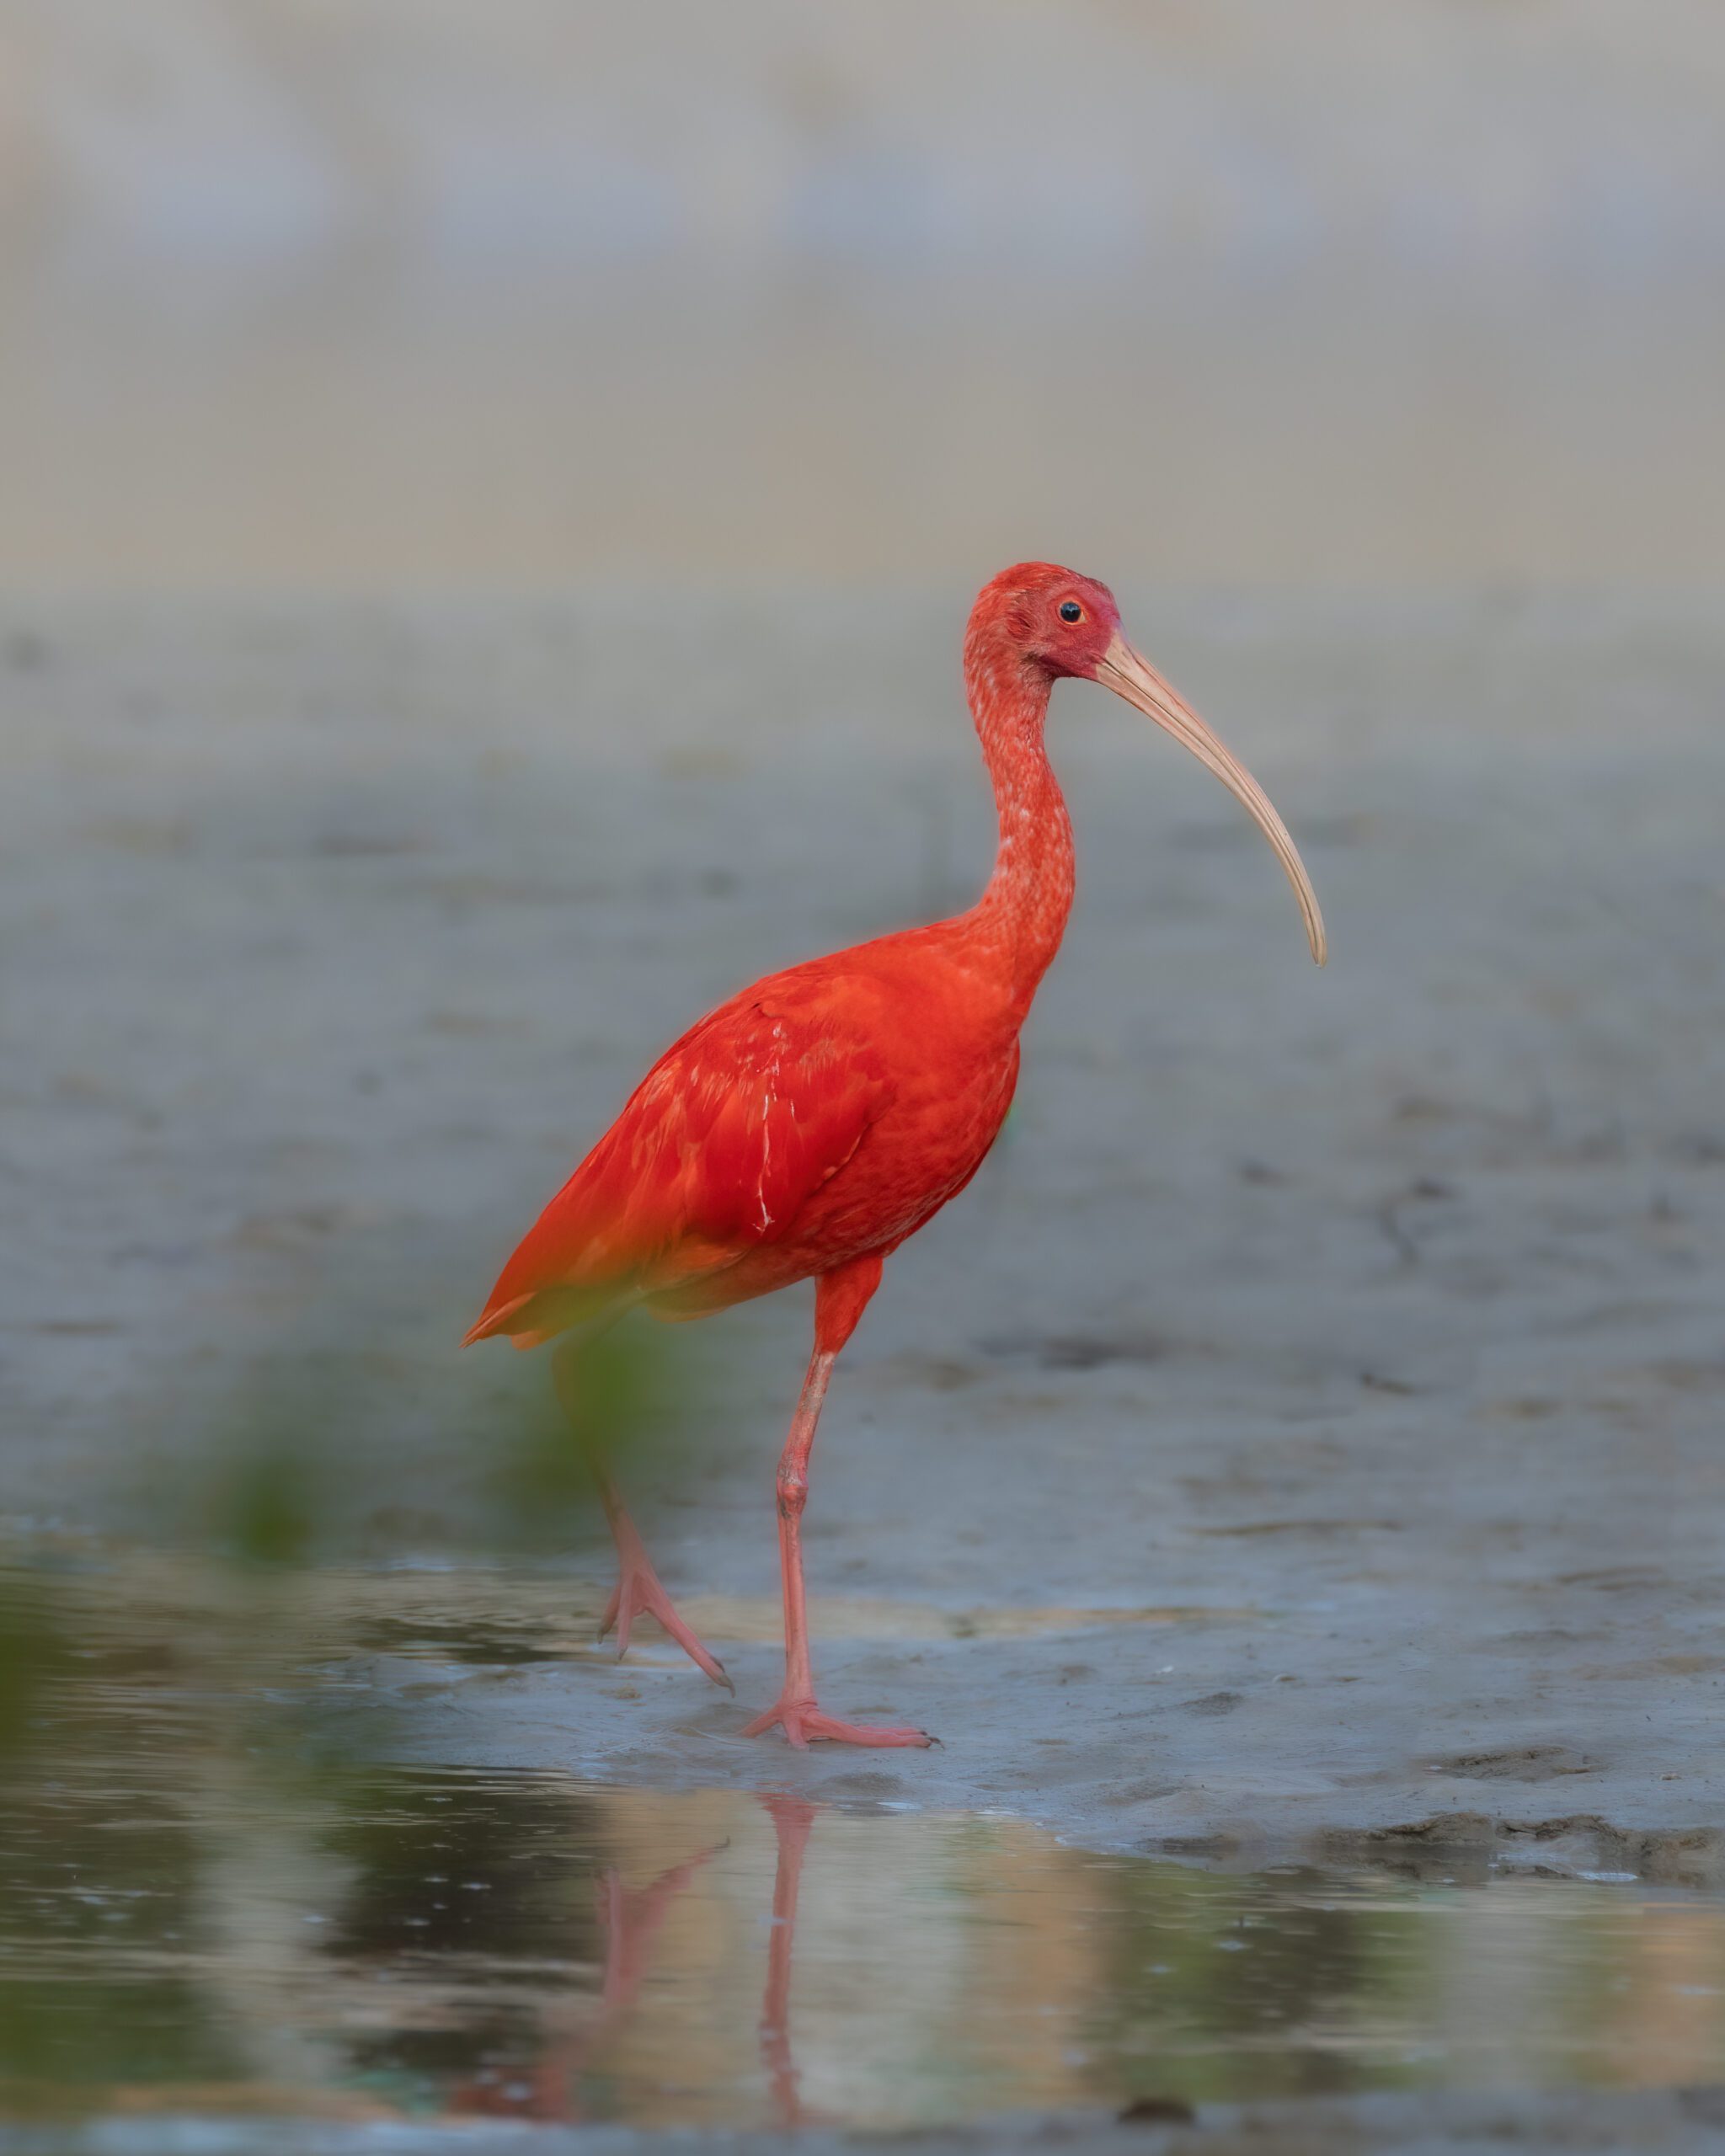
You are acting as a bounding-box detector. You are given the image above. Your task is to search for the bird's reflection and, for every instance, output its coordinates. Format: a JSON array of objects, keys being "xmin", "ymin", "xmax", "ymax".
[
  {"xmin": 758, "ymin": 1793, "xmax": 819, "ymax": 2128},
  {"xmin": 450, "ymin": 1793, "xmax": 817, "ymax": 2127}
]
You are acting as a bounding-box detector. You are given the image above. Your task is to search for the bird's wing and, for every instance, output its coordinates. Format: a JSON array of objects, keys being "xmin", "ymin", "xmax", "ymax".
[{"xmin": 465, "ymin": 975, "xmax": 895, "ymax": 1345}]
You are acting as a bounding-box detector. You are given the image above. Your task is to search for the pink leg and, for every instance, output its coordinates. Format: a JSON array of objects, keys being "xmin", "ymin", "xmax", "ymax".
[
  {"xmin": 741, "ymin": 1257, "xmax": 932, "ymax": 1749},
  {"xmin": 553, "ymin": 1339, "xmax": 732, "ymax": 1693}
]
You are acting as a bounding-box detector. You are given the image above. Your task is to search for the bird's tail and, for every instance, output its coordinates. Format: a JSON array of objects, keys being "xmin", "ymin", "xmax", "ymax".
[
  {"xmin": 462, "ymin": 1280, "xmax": 624, "ymax": 1351},
  {"xmin": 461, "ymin": 1293, "xmax": 542, "ymax": 1350}
]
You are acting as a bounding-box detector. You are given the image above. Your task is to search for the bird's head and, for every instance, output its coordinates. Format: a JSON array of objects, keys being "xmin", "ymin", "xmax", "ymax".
[
  {"xmin": 969, "ymin": 561, "xmax": 1124, "ymax": 679},
  {"xmin": 969, "ymin": 561, "xmax": 1327, "ymax": 966}
]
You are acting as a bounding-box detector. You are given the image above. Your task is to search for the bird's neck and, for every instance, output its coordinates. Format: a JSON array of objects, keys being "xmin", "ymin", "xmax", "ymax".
[{"xmin": 959, "ymin": 631, "xmax": 1075, "ymax": 1018}]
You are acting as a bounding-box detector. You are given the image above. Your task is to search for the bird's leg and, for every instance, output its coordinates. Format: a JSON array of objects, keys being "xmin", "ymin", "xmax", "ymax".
[
  {"xmin": 553, "ymin": 1337, "xmax": 732, "ymax": 1693},
  {"xmin": 742, "ymin": 1257, "xmax": 932, "ymax": 1749},
  {"xmin": 587, "ymin": 1456, "xmax": 733, "ymax": 1692}
]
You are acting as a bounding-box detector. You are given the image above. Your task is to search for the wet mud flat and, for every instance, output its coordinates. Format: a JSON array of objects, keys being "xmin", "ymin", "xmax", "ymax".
[
  {"xmin": 1, "ymin": 590, "xmax": 1723, "ymax": 2145},
  {"xmin": 6, "ymin": 1557, "xmax": 1725, "ymax": 2153}
]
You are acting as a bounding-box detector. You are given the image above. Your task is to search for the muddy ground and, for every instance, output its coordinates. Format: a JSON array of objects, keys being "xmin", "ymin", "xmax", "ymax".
[
  {"xmin": 14, "ymin": 2087, "xmax": 1725, "ymax": 2156},
  {"xmin": 3, "ymin": 588, "xmax": 1725, "ymax": 2029}
]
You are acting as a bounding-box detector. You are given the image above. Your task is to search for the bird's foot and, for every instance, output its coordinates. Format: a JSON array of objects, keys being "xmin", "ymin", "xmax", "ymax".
[
  {"xmin": 740, "ymin": 1693, "xmax": 933, "ymax": 1749},
  {"xmin": 598, "ymin": 1564, "xmax": 732, "ymax": 1693}
]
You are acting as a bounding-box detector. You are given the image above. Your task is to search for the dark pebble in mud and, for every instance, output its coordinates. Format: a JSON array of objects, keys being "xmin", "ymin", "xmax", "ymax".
[
  {"xmin": 1434, "ymin": 1744, "xmax": 1594, "ymax": 1781},
  {"xmin": 1181, "ymin": 1690, "xmax": 1244, "ymax": 1716},
  {"xmin": 1119, "ymin": 2094, "xmax": 1199, "ymax": 2126}
]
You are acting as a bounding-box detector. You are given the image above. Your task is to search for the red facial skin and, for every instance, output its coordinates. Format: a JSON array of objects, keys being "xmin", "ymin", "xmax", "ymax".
[
  {"xmin": 466, "ymin": 562, "xmax": 1322, "ymax": 1747},
  {"xmin": 971, "ymin": 559, "xmax": 1123, "ymax": 679}
]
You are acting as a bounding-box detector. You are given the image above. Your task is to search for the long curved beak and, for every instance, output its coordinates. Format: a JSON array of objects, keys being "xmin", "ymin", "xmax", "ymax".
[{"xmin": 1093, "ymin": 632, "xmax": 1327, "ymax": 966}]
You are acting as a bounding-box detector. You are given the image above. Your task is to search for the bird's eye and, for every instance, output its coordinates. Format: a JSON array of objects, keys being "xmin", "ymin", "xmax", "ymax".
[{"xmin": 1059, "ymin": 600, "xmax": 1083, "ymax": 623}]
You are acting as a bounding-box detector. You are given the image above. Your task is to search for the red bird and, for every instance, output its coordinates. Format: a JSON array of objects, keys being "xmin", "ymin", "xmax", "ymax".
[{"xmin": 467, "ymin": 563, "xmax": 1325, "ymax": 1748}]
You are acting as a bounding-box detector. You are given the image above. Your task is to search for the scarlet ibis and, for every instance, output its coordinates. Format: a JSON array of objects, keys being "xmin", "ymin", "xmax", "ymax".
[{"xmin": 467, "ymin": 563, "xmax": 1325, "ymax": 1748}]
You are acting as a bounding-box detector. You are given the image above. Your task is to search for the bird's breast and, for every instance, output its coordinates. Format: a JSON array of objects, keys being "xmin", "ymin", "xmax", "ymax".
[
  {"xmin": 784, "ymin": 1022, "xmax": 1021, "ymax": 1265},
  {"xmin": 644, "ymin": 953, "xmax": 1026, "ymax": 1320}
]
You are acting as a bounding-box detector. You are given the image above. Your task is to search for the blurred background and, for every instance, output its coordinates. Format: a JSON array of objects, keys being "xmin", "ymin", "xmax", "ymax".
[
  {"xmin": 3, "ymin": 0, "xmax": 1723, "ymax": 590},
  {"xmin": 0, "ymin": 0, "xmax": 1721, "ymax": 1550},
  {"xmin": 1, "ymin": 0, "xmax": 1722, "ymax": 1554}
]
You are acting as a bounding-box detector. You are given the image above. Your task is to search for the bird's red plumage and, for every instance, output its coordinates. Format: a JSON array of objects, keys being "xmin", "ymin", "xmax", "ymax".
[
  {"xmin": 466, "ymin": 970, "xmax": 889, "ymax": 1344},
  {"xmin": 465, "ymin": 936, "xmax": 1030, "ymax": 1347},
  {"xmin": 465, "ymin": 563, "xmax": 1115, "ymax": 1356}
]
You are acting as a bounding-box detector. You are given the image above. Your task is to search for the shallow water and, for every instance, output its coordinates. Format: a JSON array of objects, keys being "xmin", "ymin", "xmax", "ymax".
[{"xmin": 5, "ymin": 1557, "xmax": 1725, "ymax": 2131}]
